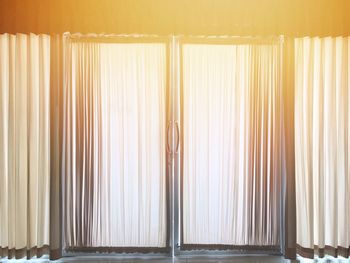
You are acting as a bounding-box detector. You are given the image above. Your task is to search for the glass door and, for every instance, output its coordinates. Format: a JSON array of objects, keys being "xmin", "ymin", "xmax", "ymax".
[
  {"xmin": 61, "ymin": 35, "xmax": 172, "ymax": 254},
  {"xmin": 177, "ymin": 37, "xmax": 284, "ymax": 253}
]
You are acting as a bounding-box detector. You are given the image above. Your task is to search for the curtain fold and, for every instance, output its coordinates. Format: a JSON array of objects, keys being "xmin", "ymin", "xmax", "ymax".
[
  {"xmin": 295, "ymin": 36, "xmax": 350, "ymax": 258},
  {"xmin": 182, "ymin": 41, "xmax": 284, "ymax": 247},
  {"xmin": 282, "ymin": 37, "xmax": 296, "ymax": 259},
  {"xmin": 0, "ymin": 33, "xmax": 51, "ymax": 259},
  {"xmin": 62, "ymin": 39, "xmax": 167, "ymax": 249},
  {"xmin": 49, "ymin": 34, "xmax": 63, "ymax": 260},
  {"xmin": 5, "ymin": 32, "xmax": 344, "ymax": 259}
]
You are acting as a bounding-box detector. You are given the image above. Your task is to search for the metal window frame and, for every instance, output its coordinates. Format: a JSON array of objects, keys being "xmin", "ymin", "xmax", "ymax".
[
  {"xmin": 172, "ymin": 35, "xmax": 285, "ymax": 257},
  {"xmin": 61, "ymin": 33, "xmax": 173, "ymax": 257},
  {"xmin": 60, "ymin": 33, "xmax": 286, "ymax": 259}
]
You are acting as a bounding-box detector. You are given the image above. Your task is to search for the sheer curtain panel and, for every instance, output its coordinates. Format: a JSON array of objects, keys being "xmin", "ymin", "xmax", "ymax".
[
  {"xmin": 49, "ymin": 34, "xmax": 63, "ymax": 259},
  {"xmin": 182, "ymin": 41, "xmax": 284, "ymax": 247},
  {"xmin": 0, "ymin": 33, "xmax": 50, "ymax": 259},
  {"xmin": 62, "ymin": 38, "xmax": 167, "ymax": 249},
  {"xmin": 295, "ymin": 37, "xmax": 350, "ymax": 258}
]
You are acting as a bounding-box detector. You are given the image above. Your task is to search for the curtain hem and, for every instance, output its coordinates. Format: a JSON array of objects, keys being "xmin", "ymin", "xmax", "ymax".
[
  {"xmin": 297, "ymin": 244, "xmax": 350, "ymax": 258},
  {"xmin": 180, "ymin": 244, "xmax": 280, "ymax": 252},
  {"xmin": 0, "ymin": 245, "xmax": 50, "ymax": 259},
  {"xmin": 65, "ymin": 246, "xmax": 170, "ymax": 254}
]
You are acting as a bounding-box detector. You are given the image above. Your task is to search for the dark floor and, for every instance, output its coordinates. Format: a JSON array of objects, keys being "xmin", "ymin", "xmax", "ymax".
[
  {"xmin": 3, "ymin": 255, "xmax": 350, "ymax": 262},
  {"xmin": 61, "ymin": 256, "xmax": 291, "ymax": 263},
  {"xmin": 0, "ymin": 255, "xmax": 302, "ymax": 263}
]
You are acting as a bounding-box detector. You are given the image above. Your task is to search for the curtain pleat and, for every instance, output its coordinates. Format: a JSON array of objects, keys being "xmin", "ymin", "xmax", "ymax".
[
  {"xmin": 63, "ymin": 40, "xmax": 167, "ymax": 248},
  {"xmin": 282, "ymin": 38, "xmax": 297, "ymax": 259},
  {"xmin": 49, "ymin": 34, "xmax": 63, "ymax": 260},
  {"xmin": 0, "ymin": 33, "xmax": 50, "ymax": 259},
  {"xmin": 6, "ymin": 32, "xmax": 350, "ymax": 259},
  {"xmin": 182, "ymin": 42, "xmax": 283, "ymax": 246},
  {"xmin": 295, "ymin": 37, "xmax": 350, "ymax": 258}
]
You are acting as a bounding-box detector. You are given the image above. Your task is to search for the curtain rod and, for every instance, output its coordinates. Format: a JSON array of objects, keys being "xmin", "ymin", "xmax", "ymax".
[{"xmin": 64, "ymin": 32, "xmax": 284, "ymax": 42}]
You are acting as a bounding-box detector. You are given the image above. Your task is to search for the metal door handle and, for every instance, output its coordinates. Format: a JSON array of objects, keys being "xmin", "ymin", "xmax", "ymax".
[
  {"xmin": 175, "ymin": 121, "xmax": 180, "ymax": 154},
  {"xmin": 166, "ymin": 121, "xmax": 172, "ymax": 154}
]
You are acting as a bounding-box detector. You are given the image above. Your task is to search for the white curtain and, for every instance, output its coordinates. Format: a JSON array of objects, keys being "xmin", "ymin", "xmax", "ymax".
[
  {"xmin": 182, "ymin": 42, "xmax": 283, "ymax": 246},
  {"xmin": 295, "ymin": 37, "xmax": 350, "ymax": 258},
  {"xmin": 0, "ymin": 34, "xmax": 50, "ymax": 256},
  {"xmin": 63, "ymin": 40, "xmax": 167, "ymax": 248}
]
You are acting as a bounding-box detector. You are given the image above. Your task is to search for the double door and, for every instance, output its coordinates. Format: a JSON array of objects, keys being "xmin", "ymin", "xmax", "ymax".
[{"xmin": 63, "ymin": 36, "xmax": 284, "ymax": 255}]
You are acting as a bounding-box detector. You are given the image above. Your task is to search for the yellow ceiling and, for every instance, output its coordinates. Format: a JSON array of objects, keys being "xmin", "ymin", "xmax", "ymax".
[{"xmin": 0, "ymin": 0, "xmax": 349, "ymax": 36}]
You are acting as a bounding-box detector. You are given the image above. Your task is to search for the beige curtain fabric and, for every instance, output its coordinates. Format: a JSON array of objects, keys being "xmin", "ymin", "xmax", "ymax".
[
  {"xmin": 49, "ymin": 34, "xmax": 63, "ymax": 260},
  {"xmin": 182, "ymin": 42, "xmax": 284, "ymax": 246},
  {"xmin": 282, "ymin": 38, "xmax": 297, "ymax": 259},
  {"xmin": 0, "ymin": 33, "xmax": 50, "ymax": 258},
  {"xmin": 62, "ymin": 39, "xmax": 167, "ymax": 248},
  {"xmin": 295, "ymin": 37, "xmax": 350, "ymax": 258}
]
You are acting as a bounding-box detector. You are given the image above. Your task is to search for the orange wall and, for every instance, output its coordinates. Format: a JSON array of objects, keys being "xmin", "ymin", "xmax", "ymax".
[{"xmin": 0, "ymin": 0, "xmax": 349, "ymax": 36}]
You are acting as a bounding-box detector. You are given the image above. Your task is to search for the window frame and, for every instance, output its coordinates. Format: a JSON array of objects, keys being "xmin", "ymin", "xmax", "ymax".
[
  {"xmin": 61, "ymin": 33, "xmax": 173, "ymax": 256},
  {"xmin": 174, "ymin": 35, "xmax": 285, "ymax": 256}
]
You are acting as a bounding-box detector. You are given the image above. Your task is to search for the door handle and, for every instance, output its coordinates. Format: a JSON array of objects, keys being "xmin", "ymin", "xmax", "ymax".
[
  {"xmin": 174, "ymin": 121, "xmax": 180, "ymax": 154},
  {"xmin": 166, "ymin": 121, "xmax": 172, "ymax": 154}
]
